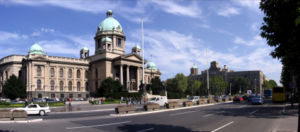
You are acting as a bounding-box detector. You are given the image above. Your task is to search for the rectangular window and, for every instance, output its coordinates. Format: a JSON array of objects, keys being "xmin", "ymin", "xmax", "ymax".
[
  {"xmin": 69, "ymin": 94, "xmax": 73, "ymax": 98},
  {"xmin": 60, "ymin": 94, "xmax": 64, "ymax": 98},
  {"xmin": 78, "ymin": 94, "xmax": 81, "ymax": 98},
  {"xmin": 117, "ymin": 38, "xmax": 121, "ymax": 47}
]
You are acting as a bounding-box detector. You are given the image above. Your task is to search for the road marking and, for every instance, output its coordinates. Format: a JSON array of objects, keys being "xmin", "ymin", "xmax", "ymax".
[
  {"xmin": 137, "ymin": 128, "xmax": 154, "ymax": 132},
  {"xmin": 249, "ymin": 110, "xmax": 258, "ymax": 115},
  {"xmin": 65, "ymin": 121, "xmax": 131, "ymax": 130},
  {"xmin": 211, "ymin": 121, "xmax": 234, "ymax": 132},
  {"xmin": 170, "ymin": 110, "xmax": 198, "ymax": 116},
  {"xmin": 202, "ymin": 114, "xmax": 213, "ymax": 117}
]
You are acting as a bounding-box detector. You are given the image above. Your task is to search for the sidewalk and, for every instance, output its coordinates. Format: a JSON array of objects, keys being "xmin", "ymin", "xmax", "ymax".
[{"xmin": 273, "ymin": 103, "xmax": 298, "ymax": 132}]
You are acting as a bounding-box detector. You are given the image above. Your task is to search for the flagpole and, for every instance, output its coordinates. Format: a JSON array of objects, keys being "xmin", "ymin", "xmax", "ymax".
[{"xmin": 142, "ymin": 19, "xmax": 145, "ymax": 93}]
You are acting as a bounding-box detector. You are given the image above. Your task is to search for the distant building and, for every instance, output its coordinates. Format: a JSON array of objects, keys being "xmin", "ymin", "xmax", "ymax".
[
  {"xmin": 0, "ymin": 10, "xmax": 161, "ymax": 98},
  {"xmin": 190, "ymin": 61, "xmax": 268, "ymax": 94}
]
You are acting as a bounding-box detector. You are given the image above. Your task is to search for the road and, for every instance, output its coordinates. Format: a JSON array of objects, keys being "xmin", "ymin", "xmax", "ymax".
[{"xmin": 0, "ymin": 101, "xmax": 297, "ymax": 132}]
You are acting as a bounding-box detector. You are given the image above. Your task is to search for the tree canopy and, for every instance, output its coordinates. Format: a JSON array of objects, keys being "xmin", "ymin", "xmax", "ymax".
[
  {"xmin": 229, "ymin": 77, "xmax": 251, "ymax": 95},
  {"xmin": 2, "ymin": 75, "xmax": 26, "ymax": 99},
  {"xmin": 96, "ymin": 77, "xmax": 122, "ymax": 97},
  {"xmin": 209, "ymin": 76, "xmax": 227, "ymax": 96},
  {"xmin": 150, "ymin": 76, "xmax": 164, "ymax": 95}
]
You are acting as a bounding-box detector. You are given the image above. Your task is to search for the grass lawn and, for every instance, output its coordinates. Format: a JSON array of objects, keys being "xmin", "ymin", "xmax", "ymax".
[{"xmin": 0, "ymin": 102, "xmax": 65, "ymax": 108}]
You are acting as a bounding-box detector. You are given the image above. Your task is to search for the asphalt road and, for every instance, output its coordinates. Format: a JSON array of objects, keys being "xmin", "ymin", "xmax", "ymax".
[{"xmin": 0, "ymin": 101, "xmax": 296, "ymax": 132}]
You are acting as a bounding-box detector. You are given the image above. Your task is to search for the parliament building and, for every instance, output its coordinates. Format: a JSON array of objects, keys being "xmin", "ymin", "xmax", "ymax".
[{"xmin": 0, "ymin": 10, "xmax": 161, "ymax": 98}]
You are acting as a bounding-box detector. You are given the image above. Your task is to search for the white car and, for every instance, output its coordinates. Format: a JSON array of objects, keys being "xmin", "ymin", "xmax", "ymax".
[
  {"xmin": 187, "ymin": 96, "xmax": 200, "ymax": 103},
  {"xmin": 12, "ymin": 104, "xmax": 51, "ymax": 116},
  {"xmin": 148, "ymin": 96, "xmax": 168, "ymax": 106}
]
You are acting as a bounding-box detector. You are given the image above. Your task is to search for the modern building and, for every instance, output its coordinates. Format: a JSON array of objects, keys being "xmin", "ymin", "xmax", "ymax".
[
  {"xmin": 190, "ymin": 61, "xmax": 268, "ymax": 94},
  {"xmin": 0, "ymin": 10, "xmax": 161, "ymax": 98}
]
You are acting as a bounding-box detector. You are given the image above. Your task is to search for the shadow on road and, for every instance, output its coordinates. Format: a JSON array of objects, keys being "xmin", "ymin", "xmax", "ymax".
[
  {"xmin": 207, "ymin": 102, "xmax": 298, "ymax": 119},
  {"xmin": 117, "ymin": 124, "xmax": 204, "ymax": 132}
]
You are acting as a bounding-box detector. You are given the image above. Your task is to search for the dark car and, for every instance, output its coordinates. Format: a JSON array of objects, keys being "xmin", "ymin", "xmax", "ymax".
[
  {"xmin": 242, "ymin": 95, "xmax": 248, "ymax": 100},
  {"xmin": 233, "ymin": 96, "xmax": 243, "ymax": 102},
  {"xmin": 248, "ymin": 94, "xmax": 256, "ymax": 102}
]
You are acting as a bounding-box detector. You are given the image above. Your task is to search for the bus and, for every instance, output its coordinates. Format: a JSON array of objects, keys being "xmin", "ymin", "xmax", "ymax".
[
  {"xmin": 264, "ymin": 89, "xmax": 272, "ymax": 98},
  {"xmin": 272, "ymin": 87, "xmax": 286, "ymax": 102}
]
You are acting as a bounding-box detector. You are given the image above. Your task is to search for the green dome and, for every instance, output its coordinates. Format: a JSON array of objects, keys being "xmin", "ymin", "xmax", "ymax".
[
  {"xmin": 191, "ymin": 65, "xmax": 198, "ymax": 69},
  {"xmin": 132, "ymin": 44, "xmax": 141, "ymax": 50},
  {"xmin": 101, "ymin": 37, "xmax": 112, "ymax": 43},
  {"xmin": 98, "ymin": 10, "xmax": 123, "ymax": 32},
  {"xmin": 147, "ymin": 61, "xmax": 157, "ymax": 70},
  {"xmin": 81, "ymin": 46, "xmax": 89, "ymax": 51},
  {"xmin": 29, "ymin": 43, "xmax": 44, "ymax": 55}
]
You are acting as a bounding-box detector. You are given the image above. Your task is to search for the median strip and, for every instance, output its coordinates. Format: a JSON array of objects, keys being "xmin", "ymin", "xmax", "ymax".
[{"xmin": 65, "ymin": 121, "xmax": 131, "ymax": 129}]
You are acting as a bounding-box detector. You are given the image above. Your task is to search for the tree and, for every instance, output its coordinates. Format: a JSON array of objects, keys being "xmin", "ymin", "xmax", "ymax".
[
  {"xmin": 230, "ymin": 77, "xmax": 251, "ymax": 95},
  {"xmin": 2, "ymin": 75, "xmax": 26, "ymax": 100},
  {"xmin": 166, "ymin": 73, "xmax": 188, "ymax": 99},
  {"xmin": 150, "ymin": 77, "xmax": 164, "ymax": 95},
  {"xmin": 260, "ymin": 0, "xmax": 300, "ymax": 130},
  {"xmin": 96, "ymin": 77, "xmax": 122, "ymax": 97},
  {"xmin": 186, "ymin": 77, "xmax": 202, "ymax": 96},
  {"xmin": 210, "ymin": 76, "xmax": 227, "ymax": 96}
]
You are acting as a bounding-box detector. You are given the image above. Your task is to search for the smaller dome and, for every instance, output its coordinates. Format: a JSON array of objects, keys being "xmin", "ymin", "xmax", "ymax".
[
  {"xmin": 147, "ymin": 61, "xmax": 157, "ymax": 70},
  {"xmin": 29, "ymin": 43, "xmax": 44, "ymax": 55},
  {"xmin": 101, "ymin": 37, "xmax": 112, "ymax": 43},
  {"xmin": 81, "ymin": 46, "xmax": 89, "ymax": 51},
  {"xmin": 191, "ymin": 65, "xmax": 198, "ymax": 69},
  {"xmin": 132, "ymin": 44, "xmax": 141, "ymax": 50}
]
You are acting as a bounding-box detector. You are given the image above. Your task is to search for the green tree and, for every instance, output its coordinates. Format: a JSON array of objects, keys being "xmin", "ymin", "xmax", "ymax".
[
  {"xmin": 230, "ymin": 77, "xmax": 251, "ymax": 95},
  {"xmin": 150, "ymin": 77, "xmax": 164, "ymax": 95},
  {"xmin": 166, "ymin": 73, "xmax": 188, "ymax": 99},
  {"xmin": 186, "ymin": 78, "xmax": 202, "ymax": 96},
  {"xmin": 96, "ymin": 77, "xmax": 122, "ymax": 97},
  {"xmin": 210, "ymin": 76, "xmax": 227, "ymax": 96},
  {"xmin": 2, "ymin": 75, "xmax": 26, "ymax": 99}
]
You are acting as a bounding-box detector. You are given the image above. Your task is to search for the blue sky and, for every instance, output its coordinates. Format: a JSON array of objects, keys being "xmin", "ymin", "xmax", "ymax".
[{"xmin": 0, "ymin": 0, "xmax": 282, "ymax": 84}]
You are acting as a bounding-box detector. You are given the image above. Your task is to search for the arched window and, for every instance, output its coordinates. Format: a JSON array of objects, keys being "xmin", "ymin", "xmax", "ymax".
[
  {"xmin": 37, "ymin": 66, "xmax": 41, "ymax": 76},
  {"xmin": 77, "ymin": 82, "xmax": 81, "ymax": 91},
  {"xmin": 50, "ymin": 68, "xmax": 55, "ymax": 77},
  {"xmin": 50, "ymin": 80, "xmax": 55, "ymax": 91},
  {"xmin": 85, "ymin": 82, "xmax": 88, "ymax": 91},
  {"xmin": 59, "ymin": 81, "xmax": 64, "ymax": 91},
  {"xmin": 37, "ymin": 79, "xmax": 41, "ymax": 90},
  {"xmin": 85, "ymin": 70, "xmax": 88, "ymax": 79},
  {"xmin": 77, "ymin": 69, "xmax": 81, "ymax": 79},
  {"xmin": 59, "ymin": 68, "xmax": 64, "ymax": 78},
  {"xmin": 68, "ymin": 69, "xmax": 72, "ymax": 78},
  {"xmin": 68, "ymin": 81, "xmax": 72, "ymax": 91},
  {"xmin": 117, "ymin": 38, "xmax": 121, "ymax": 47}
]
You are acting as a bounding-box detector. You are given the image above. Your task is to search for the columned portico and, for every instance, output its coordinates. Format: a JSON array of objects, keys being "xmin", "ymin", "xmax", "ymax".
[
  {"xmin": 126, "ymin": 65, "xmax": 130, "ymax": 90},
  {"xmin": 120, "ymin": 65, "xmax": 123, "ymax": 85}
]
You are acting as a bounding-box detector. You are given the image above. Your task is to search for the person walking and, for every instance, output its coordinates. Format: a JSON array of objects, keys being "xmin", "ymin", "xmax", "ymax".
[
  {"xmin": 120, "ymin": 96, "xmax": 124, "ymax": 104},
  {"xmin": 126, "ymin": 97, "xmax": 129, "ymax": 105}
]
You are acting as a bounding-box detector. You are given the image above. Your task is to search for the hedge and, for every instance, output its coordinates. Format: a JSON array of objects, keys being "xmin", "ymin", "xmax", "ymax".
[{"xmin": 104, "ymin": 92, "xmax": 142, "ymax": 99}]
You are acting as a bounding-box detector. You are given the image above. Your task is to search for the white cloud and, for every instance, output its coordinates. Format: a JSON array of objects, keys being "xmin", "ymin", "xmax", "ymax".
[
  {"xmin": 38, "ymin": 40, "xmax": 79, "ymax": 56},
  {"xmin": 150, "ymin": 0, "xmax": 202, "ymax": 18},
  {"xmin": 233, "ymin": 35, "xmax": 264, "ymax": 46},
  {"xmin": 217, "ymin": 6, "xmax": 241, "ymax": 17},
  {"xmin": 0, "ymin": 31, "xmax": 28, "ymax": 43},
  {"xmin": 231, "ymin": 0, "xmax": 260, "ymax": 12}
]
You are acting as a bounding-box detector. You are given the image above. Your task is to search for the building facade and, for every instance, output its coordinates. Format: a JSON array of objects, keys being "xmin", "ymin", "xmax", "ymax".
[
  {"xmin": 190, "ymin": 61, "xmax": 268, "ymax": 94},
  {"xmin": 0, "ymin": 10, "xmax": 161, "ymax": 98}
]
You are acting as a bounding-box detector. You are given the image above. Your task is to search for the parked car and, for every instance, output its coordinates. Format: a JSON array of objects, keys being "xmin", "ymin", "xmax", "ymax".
[
  {"xmin": 213, "ymin": 96, "xmax": 222, "ymax": 102},
  {"xmin": 252, "ymin": 95, "xmax": 264, "ymax": 105},
  {"xmin": 12, "ymin": 104, "xmax": 51, "ymax": 116},
  {"xmin": 148, "ymin": 96, "xmax": 168, "ymax": 106},
  {"xmin": 33, "ymin": 98, "xmax": 46, "ymax": 103},
  {"xmin": 248, "ymin": 94, "xmax": 256, "ymax": 102},
  {"xmin": 222, "ymin": 95, "xmax": 230, "ymax": 101},
  {"xmin": 233, "ymin": 96, "xmax": 243, "ymax": 102},
  {"xmin": 187, "ymin": 96, "xmax": 200, "ymax": 103},
  {"xmin": 10, "ymin": 100, "xmax": 25, "ymax": 104},
  {"xmin": 242, "ymin": 95, "xmax": 248, "ymax": 100},
  {"xmin": 46, "ymin": 98, "xmax": 57, "ymax": 103}
]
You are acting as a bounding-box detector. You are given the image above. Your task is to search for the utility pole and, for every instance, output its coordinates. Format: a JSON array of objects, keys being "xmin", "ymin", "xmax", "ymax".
[
  {"xmin": 141, "ymin": 19, "xmax": 145, "ymax": 94},
  {"xmin": 206, "ymin": 49, "xmax": 210, "ymax": 97}
]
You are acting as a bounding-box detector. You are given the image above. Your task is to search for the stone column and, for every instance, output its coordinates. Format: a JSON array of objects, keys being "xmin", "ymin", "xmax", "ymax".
[
  {"xmin": 120, "ymin": 65, "xmax": 123, "ymax": 85},
  {"xmin": 137, "ymin": 67, "xmax": 139, "ymax": 91},
  {"xmin": 126, "ymin": 65, "xmax": 130, "ymax": 91}
]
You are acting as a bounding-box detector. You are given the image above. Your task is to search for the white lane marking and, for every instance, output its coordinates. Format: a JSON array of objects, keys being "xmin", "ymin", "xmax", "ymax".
[
  {"xmin": 211, "ymin": 121, "xmax": 234, "ymax": 132},
  {"xmin": 137, "ymin": 128, "xmax": 154, "ymax": 132},
  {"xmin": 170, "ymin": 110, "xmax": 198, "ymax": 116},
  {"xmin": 249, "ymin": 110, "xmax": 258, "ymax": 115},
  {"xmin": 202, "ymin": 114, "xmax": 213, "ymax": 117},
  {"xmin": 65, "ymin": 121, "xmax": 131, "ymax": 130}
]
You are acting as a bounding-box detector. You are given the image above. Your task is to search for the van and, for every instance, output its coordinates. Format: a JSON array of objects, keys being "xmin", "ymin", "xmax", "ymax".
[{"xmin": 148, "ymin": 96, "xmax": 168, "ymax": 106}]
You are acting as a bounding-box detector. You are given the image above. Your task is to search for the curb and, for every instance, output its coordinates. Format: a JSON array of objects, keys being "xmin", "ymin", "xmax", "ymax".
[
  {"xmin": 0, "ymin": 118, "xmax": 43, "ymax": 123},
  {"xmin": 51, "ymin": 108, "xmax": 114, "ymax": 114},
  {"xmin": 110, "ymin": 101, "xmax": 232, "ymax": 117}
]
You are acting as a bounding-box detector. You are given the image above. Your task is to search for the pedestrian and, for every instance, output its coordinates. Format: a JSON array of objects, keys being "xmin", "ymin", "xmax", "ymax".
[
  {"xmin": 120, "ymin": 96, "xmax": 124, "ymax": 104},
  {"xmin": 126, "ymin": 97, "xmax": 129, "ymax": 105}
]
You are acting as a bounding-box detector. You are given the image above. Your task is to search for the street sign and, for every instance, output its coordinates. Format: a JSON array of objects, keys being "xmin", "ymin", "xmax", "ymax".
[{"xmin": 247, "ymin": 90, "xmax": 252, "ymax": 95}]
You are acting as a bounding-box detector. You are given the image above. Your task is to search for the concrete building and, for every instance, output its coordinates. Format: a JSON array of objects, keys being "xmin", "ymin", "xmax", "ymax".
[
  {"xmin": 190, "ymin": 61, "xmax": 268, "ymax": 94},
  {"xmin": 0, "ymin": 10, "xmax": 161, "ymax": 98}
]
